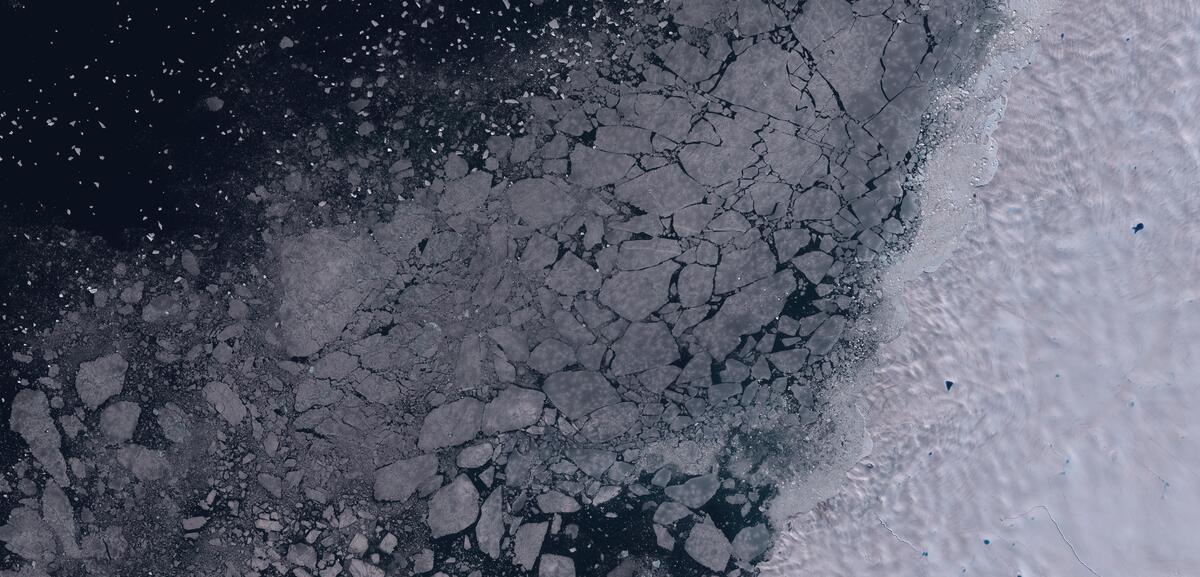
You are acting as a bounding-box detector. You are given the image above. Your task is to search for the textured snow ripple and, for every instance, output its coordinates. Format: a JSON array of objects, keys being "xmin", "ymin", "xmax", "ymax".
[{"xmin": 766, "ymin": 1, "xmax": 1200, "ymax": 576}]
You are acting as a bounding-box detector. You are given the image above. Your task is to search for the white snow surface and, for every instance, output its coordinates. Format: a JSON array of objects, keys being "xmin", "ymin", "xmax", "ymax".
[{"xmin": 766, "ymin": 1, "xmax": 1200, "ymax": 575}]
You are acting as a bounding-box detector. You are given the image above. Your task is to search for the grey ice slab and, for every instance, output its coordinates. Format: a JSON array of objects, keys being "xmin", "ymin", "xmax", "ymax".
[
  {"xmin": 536, "ymin": 490, "xmax": 581, "ymax": 514},
  {"xmin": 599, "ymin": 261, "xmax": 678, "ymax": 321},
  {"xmin": 508, "ymin": 178, "xmax": 578, "ymax": 229},
  {"xmin": 476, "ymin": 490, "xmax": 504, "ymax": 559},
  {"xmin": 374, "ymin": 454, "xmax": 438, "ymax": 503},
  {"xmin": 202, "ymin": 381, "xmax": 246, "ymax": 426},
  {"xmin": 546, "ymin": 253, "xmax": 601, "ymax": 295},
  {"xmin": 542, "ymin": 371, "xmax": 620, "ymax": 420},
  {"xmin": 664, "ymin": 474, "xmax": 719, "ymax": 509},
  {"xmin": 528, "ymin": 339, "xmax": 577, "ymax": 375},
  {"xmin": 513, "ymin": 522, "xmax": 549, "ymax": 571},
  {"xmin": 418, "ymin": 398, "xmax": 483, "ymax": 451},
  {"xmin": 481, "ymin": 387, "xmax": 547, "ymax": 434},
  {"xmin": 685, "ymin": 521, "xmax": 732, "ymax": 573},
  {"xmin": 610, "ymin": 321, "xmax": 680, "ymax": 376},
  {"xmin": 75, "ymin": 352, "xmax": 128, "ymax": 410},
  {"xmin": 426, "ymin": 475, "xmax": 480, "ymax": 539},
  {"xmin": 99, "ymin": 401, "xmax": 140, "ymax": 444},
  {"xmin": 9, "ymin": 390, "xmax": 68, "ymax": 486}
]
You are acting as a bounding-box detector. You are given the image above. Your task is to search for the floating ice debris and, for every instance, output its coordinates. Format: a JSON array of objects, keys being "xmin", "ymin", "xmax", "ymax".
[
  {"xmin": 0, "ymin": 0, "xmax": 1008, "ymax": 575},
  {"xmin": 75, "ymin": 353, "xmax": 128, "ymax": 410},
  {"xmin": 685, "ymin": 521, "xmax": 732, "ymax": 572},
  {"xmin": 427, "ymin": 475, "xmax": 480, "ymax": 538}
]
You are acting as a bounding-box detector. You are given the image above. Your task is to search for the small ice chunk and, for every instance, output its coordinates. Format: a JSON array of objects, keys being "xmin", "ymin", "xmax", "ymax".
[
  {"xmin": 427, "ymin": 475, "xmax": 480, "ymax": 538},
  {"xmin": 654, "ymin": 524, "xmax": 676, "ymax": 550},
  {"xmin": 569, "ymin": 146, "xmax": 634, "ymax": 188},
  {"xmin": 664, "ymin": 474, "xmax": 719, "ymax": 509},
  {"xmin": 528, "ymin": 339, "xmax": 576, "ymax": 374},
  {"xmin": 546, "ymin": 253, "xmax": 601, "ymax": 295},
  {"xmin": 156, "ymin": 402, "xmax": 191, "ymax": 444},
  {"xmin": 676, "ymin": 264, "xmax": 715, "ymax": 308},
  {"xmin": 672, "ymin": 203, "xmax": 715, "ymax": 237},
  {"xmin": 513, "ymin": 522, "xmax": 548, "ymax": 571},
  {"xmin": 98, "ymin": 401, "xmax": 140, "ymax": 444},
  {"xmin": 75, "ymin": 353, "xmax": 128, "ymax": 410},
  {"xmin": 714, "ymin": 241, "xmax": 776, "ymax": 294},
  {"xmin": 116, "ymin": 444, "xmax": 169, "ymax": 481},
  {"xmin": 653, "ymin": 501, "xmax": 691, "ymax": 526},
  {"xmin": 791, "ymin": 250, "xmax": 834, "ymax": 284},
  {"xmin": 181, "ymin": 250, "xmax": 200, "ymax": 275},
  {"xmin": 579, "ymin": 402, "xmax": 641, "ymax": 442},
  {"xmin": 481, "ymin": 387, "xmax": 546, "ymax": 434},
  {"xmin": 348, "ymin": 559, "xmax": 385, "ymax": 577},
  {"xmin": 487, "ymin": 326, "xmax": 529, "ymax": 364},
  {"xmin": 348, "ymin": 532, "xmax": 369, "ymax": 555},
  {"xmin": 476, "ymin": 490, "xmax": 503, "ymax": 559},
  {"xmin": 508, "ymin": 178, "xmax": 578, "ymax": 229},
  {"xmin": 538, "ymin": 554, "xmax": 576, "ymax": 577},
  {"xmin": 10, "ymin": 390, "xmax": 69, "ymax": 485},
  {"xmin": 685, "ymin": 521, "xmax": 731, "ymax": 572},
  {"xmin": 542, "ymin": 371, "xmax": 620, "ymax": 420},
  {"xmin": 566, "ymin": 448, "xmax": 616, "ymax": 478},
  {"xmin": 610, "ymin": 322, "xmax": 679, "ymax": 376},
  {"xmin": 373, "ymin": 454, "xmax": 438, "ymax": 502},
  {"xmin": 792, "ymin": 188, "xmax": 841, "ymax": 221},
  {"xmin": 202, "ymin": 381, "xmax": 246, "ymax": 426},
  {"xmin": 287, "ymin": 543, "xmax": 317, "ymax": 568},
  {"xmin": 616, "ymin": 238, "xmax": 682, "ymax": 270},
  {"xmin": 456, "ymin": 443, "xmax": 493, "ymax": 469},
  {"xmin": 536, "ymin": 490, "xmax": 580, "ymax": 514},
  {"xmin": 731, "ymin": 523, "xmax": 771, "ymax": 562},
  {"xmin": 418, "ymin": 398, "xmax": 483, "ymax": 451},
  {"xmin": 257, "ymin": 473, "xmax": 282, "ymax": 498},
  {"xmin": 412, "ymin": 549, "xmax": 435, "ymax": 573},
  {"xmin": 615, "ymin": 164, "xmax": 704, "ymax": 216},
  {"xmin": 599, "ymin": 261, "xmax": 677, "ymax": 321}
]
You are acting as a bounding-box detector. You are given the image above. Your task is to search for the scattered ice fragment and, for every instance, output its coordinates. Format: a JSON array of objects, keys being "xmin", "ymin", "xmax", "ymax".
[
  {"xmin": 202, "ymin": 382, "xmax": 246, "ymax": 426},
  {"xmin": 75, "ymin": 353, "xmax": 128, "ymax": 410},
  {"xmin": 538, "ymin": 554, "xmax": 575, "ymax": 577},
  {"xmin": 418, "ymin": 398, "xmax": 483, "ymax": 450},
  {"xmin": 9, "ymin": 390, "xmax": 69, "ymax": 485},
  {"xmin": 374, "ymin": 454, "xmax": 438, "ymax": 502},
  {"xmin": 481, "ymin": 387, "xmax": 546, "ymax": 434},
  {"xmin": 513, "ymin": 522, "xmax": 548, "ymax": 571},
  {"xmin": 684, "ymin": 521, "xmax": 731, "ymax": 572},
  {"xmin": 476, "ymin": 490, "xmax": 503, "ymax": 559},
  {"xmin": 536, "ymin": 490, "xmax": 581, "ymax": 514},
  {"xmin": 664, "ymin": 474, "xmax": 719, "ymax": 509},
  {"xmin": 99, "ymin": 401, "xmax": 141, "ymax": 444},
  {"xmin": 427, "ymin": 475, "xmax": 481, "ymax": 538},
  {"xmin": 543, "ymin": 371, "xmax": 620, "ymax": 420},
  {"xmin": 731, "ymin": 524, "xmax": 771, "ymax": 562}
]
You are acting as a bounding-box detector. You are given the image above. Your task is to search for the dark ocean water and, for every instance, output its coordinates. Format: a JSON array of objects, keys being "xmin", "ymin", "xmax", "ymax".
[{"xmin": 0, "ymin": 0, "xmax": 572, "ymax": 244}]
